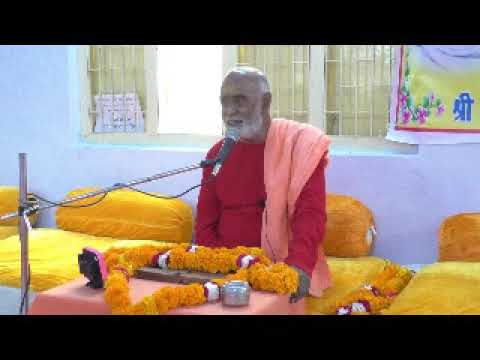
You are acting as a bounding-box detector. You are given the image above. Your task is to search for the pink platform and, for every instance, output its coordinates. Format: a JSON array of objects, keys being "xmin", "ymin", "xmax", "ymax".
[{"xmin": 28, "ymin": 277, "xmax": 305, "ymax": 315}]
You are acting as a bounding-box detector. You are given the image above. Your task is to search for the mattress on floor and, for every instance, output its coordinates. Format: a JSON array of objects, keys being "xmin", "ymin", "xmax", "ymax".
[
  {"xmin": 381, "ymin": 261, "xmax": 480, "ymax": 315},
  {"xmin": 0, "ymin": 228, "xmax": 172, "ymax": 292},
  {"xmin": 306, "ymin": 256, "xmax": 389, "ymax": 315},
  {"xmin": 0, "ymin": 227, "xmax": 406, "ymax": 313}
]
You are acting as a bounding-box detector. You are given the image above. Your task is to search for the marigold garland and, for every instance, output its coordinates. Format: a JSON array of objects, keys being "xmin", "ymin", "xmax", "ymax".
[
  {"xmin": 102, "ymin": 244, "xmax": 299, "ymax": 315},
  {"xmin": 333, "ymin": 262, "xmax": 414, "ymax": 315}
]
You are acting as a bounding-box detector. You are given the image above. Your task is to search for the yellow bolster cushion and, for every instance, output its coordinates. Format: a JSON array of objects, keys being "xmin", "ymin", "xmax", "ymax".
[
  {"xmin": 0, "ymin": 186, "xmax": 39, "ymax": 227},
  {"xmin": 55, "ymin": 187, "xmax": 193, "ymax": 243},
  {"xmin": 323, "ymin": 194, "xmax": 376, "ymax": 257},
  {"xmin": 381, "ymin": 262, "xmax": 480, "ymax": 315},
  {"xmin": 439, "ymin": 213, "xmax": 480, "ymax": 261}
]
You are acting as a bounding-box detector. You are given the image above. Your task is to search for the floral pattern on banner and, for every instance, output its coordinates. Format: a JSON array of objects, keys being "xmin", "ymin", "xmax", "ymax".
[{"xmin": 399, "ymin": 47, "xmax": 446, "ymax": 126}]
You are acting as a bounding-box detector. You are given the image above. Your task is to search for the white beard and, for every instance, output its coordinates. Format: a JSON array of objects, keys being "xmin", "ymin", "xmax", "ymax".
[{"xmin": 239, "ymin": 115, "xmax": 264, "ymax": 141}]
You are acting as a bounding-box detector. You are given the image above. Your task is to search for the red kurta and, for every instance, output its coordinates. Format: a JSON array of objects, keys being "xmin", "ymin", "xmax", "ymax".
[{"xmin": 195, "ymin": 140, "xmax": 327, "ymax": 276}]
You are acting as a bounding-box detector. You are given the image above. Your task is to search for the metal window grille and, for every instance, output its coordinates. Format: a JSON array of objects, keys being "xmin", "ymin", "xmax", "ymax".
[
  {"xmin": 88, "ymin": 45, "xmax": 146, "ymax": 133},
  {"xmin": 237, "ymin": 45, "xmax": 310, "ymax": 123},
  {"xmin": 324, "ymin": 45, "xmax": 393, "ymax": 137}
]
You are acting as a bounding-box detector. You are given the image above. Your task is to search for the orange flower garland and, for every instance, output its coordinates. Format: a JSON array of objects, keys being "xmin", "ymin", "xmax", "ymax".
[
  {"xmin": 334, "ymin": 262, "xmax": 414, "ymax": 315},
  {"xmin": 102, "ymin": 244, "xmax": 299, "ymax": 315}
]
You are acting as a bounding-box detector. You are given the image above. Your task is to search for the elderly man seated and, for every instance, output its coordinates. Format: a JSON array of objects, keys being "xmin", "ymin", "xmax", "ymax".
[{"xmin": 195, "ymin": 66, "xmax": 331, "ymax": 303}]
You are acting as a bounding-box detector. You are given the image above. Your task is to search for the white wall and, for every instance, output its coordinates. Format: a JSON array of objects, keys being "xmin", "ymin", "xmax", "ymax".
[{"xmin": 1, "ymin": 45, "xmax": 479, "ymax": 265}]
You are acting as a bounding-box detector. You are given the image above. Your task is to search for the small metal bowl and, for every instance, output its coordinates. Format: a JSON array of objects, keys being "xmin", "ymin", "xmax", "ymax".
[{"xmin": 221, "ymin": 280, "xmax": 250, "ymax": 307}]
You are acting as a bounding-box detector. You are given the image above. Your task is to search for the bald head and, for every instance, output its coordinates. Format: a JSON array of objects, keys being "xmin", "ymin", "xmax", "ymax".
[
  {"xmin": 223, "ymin": 66, "xmax": 271, "ymax": 95},
  {"xmin": 220, "ymin": 66, "xmax": 272, "ymax": 143}
]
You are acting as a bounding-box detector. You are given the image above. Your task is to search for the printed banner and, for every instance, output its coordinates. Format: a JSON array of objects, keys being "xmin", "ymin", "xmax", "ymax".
[{"xmin": 387, "ymin": 45, "xmax": 480, "ymax": 144}]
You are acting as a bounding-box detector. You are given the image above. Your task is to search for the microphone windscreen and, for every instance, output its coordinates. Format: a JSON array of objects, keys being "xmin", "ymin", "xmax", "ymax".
[{"xmin": 225, "ymin": 127, "xmax": 240, "ymax": 142}]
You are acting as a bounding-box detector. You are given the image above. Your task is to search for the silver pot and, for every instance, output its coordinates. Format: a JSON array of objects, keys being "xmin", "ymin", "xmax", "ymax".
[{"xmin": 221, "ymin": 280, "xmax": 250, "ymax": 307}]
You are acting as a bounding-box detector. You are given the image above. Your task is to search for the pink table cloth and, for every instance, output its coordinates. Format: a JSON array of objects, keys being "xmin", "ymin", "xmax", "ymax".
[{"xmin": 29, "ymin": 277, "xmax": 305, "ymax": 315}]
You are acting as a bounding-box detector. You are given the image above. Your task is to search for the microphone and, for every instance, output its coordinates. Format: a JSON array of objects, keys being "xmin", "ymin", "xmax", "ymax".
[{"xmin": 211, "ymin": 127, "xmax": 240, "ymax": 176}]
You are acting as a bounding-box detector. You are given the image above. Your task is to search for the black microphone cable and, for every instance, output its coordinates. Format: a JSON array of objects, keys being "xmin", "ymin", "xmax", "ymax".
[
  {"xmin": 112, "ymin": 175, "xmax": 215, "ymax": 200},
  {"xmin": 32, "ymin": 192, "xmax": 109, "ymax": 208},
  {"xmin": 30, "ymin": 174, "xmax": 216, "ymax": 209}
]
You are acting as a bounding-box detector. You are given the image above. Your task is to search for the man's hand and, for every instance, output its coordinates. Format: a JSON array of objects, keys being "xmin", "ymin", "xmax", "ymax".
[{"xmin": 289, "ymin": 266, "xmax": 311, "ymax": 303}]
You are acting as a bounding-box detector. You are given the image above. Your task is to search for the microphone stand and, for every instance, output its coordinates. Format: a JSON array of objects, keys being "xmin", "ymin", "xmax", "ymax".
[
  {"xmin": 18, "ymin": 154, "xmax": 29, "ymax": 315},
  {"xmin": 0, "ymin": 154, "xmax": 217, "ymax": 315}
]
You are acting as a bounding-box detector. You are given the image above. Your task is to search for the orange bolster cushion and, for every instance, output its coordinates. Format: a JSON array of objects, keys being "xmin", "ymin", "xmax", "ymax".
[
  {"xmin": 439, "ymin": 213, "xmax": 480, "ymax": 262},
  {"xmin": 323, "ymin": 194, "xmax": 376, "ymax": 258}
]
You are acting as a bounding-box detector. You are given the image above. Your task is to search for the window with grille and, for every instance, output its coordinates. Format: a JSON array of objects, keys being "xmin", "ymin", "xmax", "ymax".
[
  {"xmin": 88, "ymin": 45, "xmax": 147, "ymax": 133},
  {"xmin": 81, "ymin": 45, "xmax": 395, "ymax": 145},
  {"xmin": 84, "ymin": 45, "xmax": 231, "ymax": 141},
  {"xmin": 238, "ymin": 45, "xmax": 394, "ymax": 137},
  {"xmin": 325, "ymin": 45, "xmax": 393, "ymax": 137}
]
